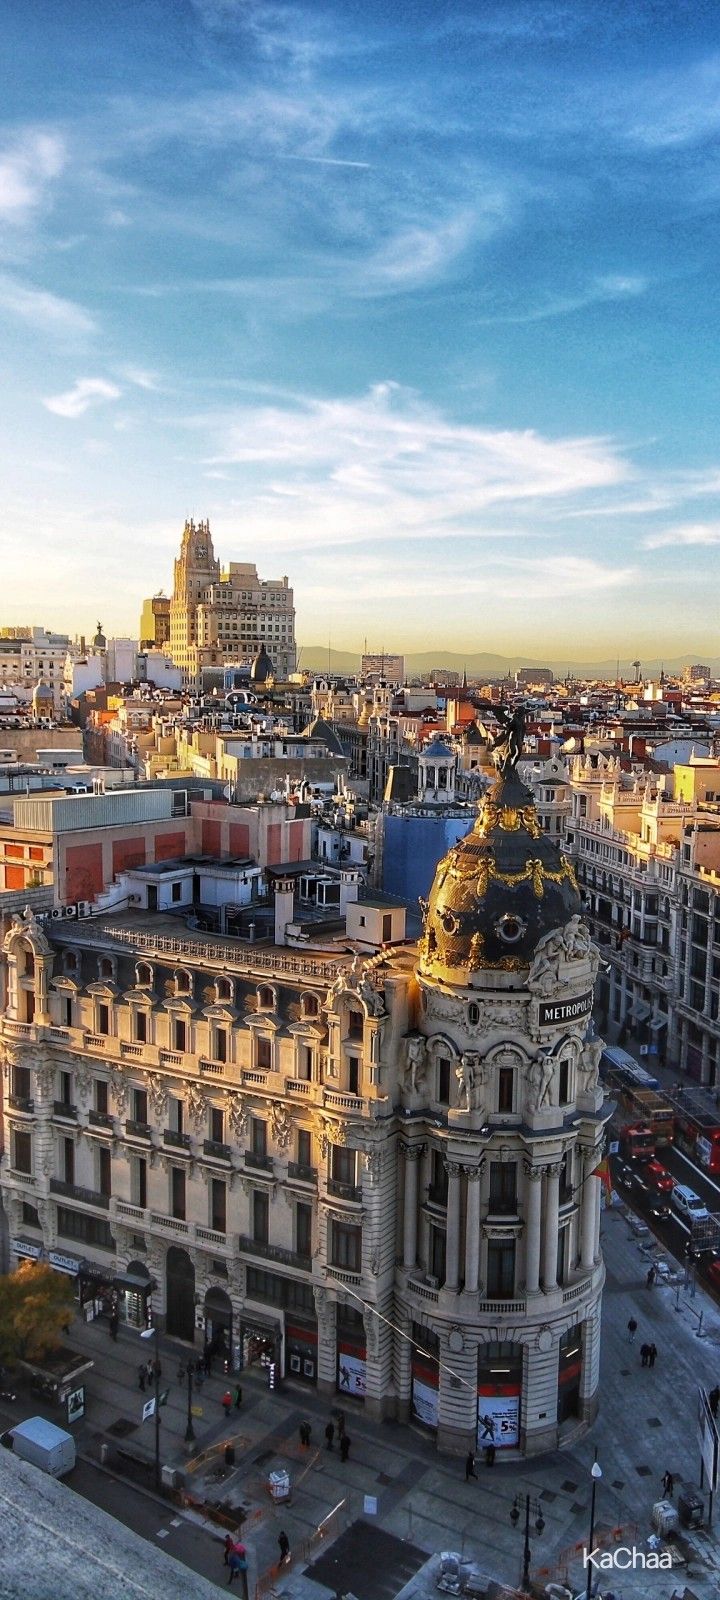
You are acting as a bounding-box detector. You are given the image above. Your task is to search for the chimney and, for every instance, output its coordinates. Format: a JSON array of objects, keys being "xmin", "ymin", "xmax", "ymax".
[
  {"xmin": 340, "ymin": 867, "xmax": 361, "ymax": 915},
  {"xmin": 273, "ymin": 875, "xmax": 295, "ymax": 946}
]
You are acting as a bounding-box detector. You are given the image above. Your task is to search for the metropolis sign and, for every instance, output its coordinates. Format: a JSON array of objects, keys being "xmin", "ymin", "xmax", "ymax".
[{"xmin": 538, "ymin": 991, "xmax": 593, "ymax": 1027}]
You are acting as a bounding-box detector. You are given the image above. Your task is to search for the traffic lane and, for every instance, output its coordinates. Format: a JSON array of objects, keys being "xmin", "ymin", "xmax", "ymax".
[
  {"xmin": 611, "ymin": 1157, "xmax": 720, "ymax": 1302},
  {"xmin": 659, "ymin": 1142, "xmax": 720, "ymax": 1215}
]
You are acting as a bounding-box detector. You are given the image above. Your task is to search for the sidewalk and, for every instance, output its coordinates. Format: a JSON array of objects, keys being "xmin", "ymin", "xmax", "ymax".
[{"xmin": 53, "ymin": 1216, "xmax": 720, "ymax": 1599}]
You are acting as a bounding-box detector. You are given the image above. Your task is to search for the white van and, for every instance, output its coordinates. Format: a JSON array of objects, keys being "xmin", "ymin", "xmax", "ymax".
[
  {"xmin": 671, "ymin": 1184, "xmax": 709, "ymax": 1224},
  {"xmin": 1, "ymin": 1415, "xmax": 76, "ymax": 1476}
]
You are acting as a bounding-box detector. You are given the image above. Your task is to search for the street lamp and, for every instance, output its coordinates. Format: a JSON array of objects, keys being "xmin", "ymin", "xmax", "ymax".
[
  {"xmin": 510, "ymin": 1493, "xmax": 545, "ymax": 1594},
  {"xmin": 185, "ymin": 1359, "xmax": 195, "ymax": 1445},
  {"xmin": 585, "ymin": 1455, "xmax": 603, "ymax": 1600},
  {"xmin": 140, "ymin": 1324, "xmax": 161, "ymax": 1492}
]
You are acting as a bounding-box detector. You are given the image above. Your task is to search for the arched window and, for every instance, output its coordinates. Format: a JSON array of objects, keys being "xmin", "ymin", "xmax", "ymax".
[
  {"xmin": 216, "ymin": 977, "xmax": 233, "ymax": 1003},
  {"xmin": 98, "ymin": 957, "xmax": 114, "ymax": 981},
  {"xmin": 63, "ymin": 950, "xmax": 78, "ymax": 974},
  {"xmin": 301, "ymin": 993, "xmax": 319, "ymax": 1019},
  {"xmin": 136, "ymin": 962, "xmax": 153, "ymax": 988},
  {"xmin": 257, "ymin": 985, "xmax": 275, "ymax": 1012},
  {"xmin": 175, "ymin": 969, "xmax": 192, "ymax": 996},
  {"xmin": 468, "ymin": 1002, "xmax": 480, "ymax": 1026}
]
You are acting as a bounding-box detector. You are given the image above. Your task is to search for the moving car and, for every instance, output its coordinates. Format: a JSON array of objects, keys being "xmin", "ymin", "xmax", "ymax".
[
  {"xmin": 645, "ymin": 1159, "xmax": 674, "ymax": 1194},
  {"xmin": 670, "ymin": 1183, "xmax": 709, "ymax": 1224}
]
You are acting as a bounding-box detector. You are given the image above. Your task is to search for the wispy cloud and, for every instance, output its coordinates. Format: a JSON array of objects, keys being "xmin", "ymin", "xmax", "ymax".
[
  {"xmin": 0, "ymin": 129, "xmax": 65, "ymax": 222},
  {"xmin": 43, "ymin": 378, "xmax": 121, "ymax": 419},
  {"xmin": 644, "ymin": 521, "xmax": 720, "ymax": 550},
  {"xmin": 0, "ymin": 273, "xmax": 96, "ymax": 335}
]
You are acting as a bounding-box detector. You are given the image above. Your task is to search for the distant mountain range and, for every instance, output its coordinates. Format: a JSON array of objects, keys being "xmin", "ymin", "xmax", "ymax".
[{"xmin": 299, "ymin": 646, "xmax": 720, "ymax": 680}]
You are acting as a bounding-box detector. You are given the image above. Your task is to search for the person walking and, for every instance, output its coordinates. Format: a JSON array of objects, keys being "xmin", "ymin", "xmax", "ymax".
[
  {"xmin": 485, "ymin": 1443, "xmax": 496, "ymax": 1467},
  {"xmin": 278, "ymin": 1531, "xmax": 290, "ymax": 1566},
  {"xmin": 648, "ymin": 1343, "xmax": 658, "ymax": 1369},
  {"xmin": 627, "ymin": 1317, "xmax": 638, "ymax": 1344},
  {"xmin": 640, "ymin": 1342, "xmax": 650, "ymax": 1368},
  {"xmin": 109, "ymin": 1310, "xmax": 119, "ymax": 1341},
  {"xmin": 299, "ymin": 1421, "xmax": 312, "ymax": 1448},
  {"xmin": 340, "ymin": 1433, "xmax": 351, "ymax": 1463},
  {"xmin": 646, "ymin": 1265, "xmax": 656, "ymax": 1288},
  {"xmin": 234, "ymin": 1384, "xmax": 243, "ymax": 1410},
  {"xmin": 325, "ymin": 1421, "xmax": 335, "ymax": 1451},
  {"xmin": 227, "ymin": 1548, "xmax": 247, "ymax": 1587},
  {"xmin": 224, "ymin": 1534, "xmax": 235, "ymax": 1567},
  {"xmin": 145, "ymin": 1359, "xmax": 155, "ymax": 1387},
  {"xmin": 222, "ymin": 1389, "xmax": 232, "ymax": 1418},
  {"xmin": 662, "ymin": 1470, "xmax": 674, "ymax": 1498},
  {"xmin": 465, "ymin": 1450, "xmax": 476, "ymax": 1481}
]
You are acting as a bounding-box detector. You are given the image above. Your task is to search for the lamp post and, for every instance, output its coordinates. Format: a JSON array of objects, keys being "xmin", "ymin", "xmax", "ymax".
[
  {"xmin": 586, "ymin": 1454, "xmax": 603, "ymax": 1600},
  {"xmin": 510, "ymin": 1493, "xmax": 545, "ymax": 1594},
  {"xmin": 185, "ymin": 1359, "xmax": 195, "ymax": 1445},
  {"xmin": 140, "ymin": 1324, "xmax": 161, "ymax": 1492}
]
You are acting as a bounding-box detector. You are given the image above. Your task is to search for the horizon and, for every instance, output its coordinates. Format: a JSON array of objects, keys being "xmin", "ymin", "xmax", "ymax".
[{"xmin": 2, "ymin": 1, "xmax": 720, "ymax": 654}]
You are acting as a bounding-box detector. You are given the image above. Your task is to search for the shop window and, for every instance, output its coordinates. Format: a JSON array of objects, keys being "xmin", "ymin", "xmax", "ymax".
[
  {"xmin": 488, "ymin": 1163, "xmax": 517, "ymax": 1215},
  {"xmin": 497, "ymin": 1066, "xmax": 515, "ymax": 1113},
  {"xmin": 437, "ymin": 1058, "xmax": 451, "ymax": 1103},
  {"xmin": 98, "ymin": 1146, "xmax": 112, "ymax": 1198},
  {"xmin": 171, "ymin": 1166, "xmax": 186, "ymax": 1221},
  {"xmin": 211, "ymin": 1179, "xmax": 227, "ymax": 1234},
  {"xmin": 486, "ymin": 1240, "xmax": 516, "ymax": 1299},
  {"xmin": 256, "ymin": 1035, "xmax": 272, "ymax": 1071},
  {"xmin": 13, "ymin": 1129, "xmax": 32, "ymax": 1175},
  {"xmin": 557, "ymin": 1325, "xmax": 582, "ymax": 1423},
  {"xmin": 253, "ymin": 1190, "xmax": 269, "ymax": 1244},
  {"xmin": 330, "ymin": 1221, "xmax": 361, "ymax": 1272},
  {"xmin": 296, "ymin": 1202, "xmax": 312, "ymax": 1259}
]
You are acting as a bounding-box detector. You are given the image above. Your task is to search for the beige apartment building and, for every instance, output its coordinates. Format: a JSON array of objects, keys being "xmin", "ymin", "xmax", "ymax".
[{"xmin": 169, "ymin": 520, "xmax": 296, "ymax": 687}]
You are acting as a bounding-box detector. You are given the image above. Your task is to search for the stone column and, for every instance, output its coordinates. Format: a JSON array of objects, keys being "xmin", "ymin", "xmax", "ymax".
[
  {"xmin": 401, "ymin": 1145, "xmax": 423, "ymax": 1270},
  {"xmin": 524, "ymin": 1165, "xmax": 543, "ymax": 1294},
  {"xmin": 35, "ymin": 958, "xmax": 51, "ymax": 1025},
  {"xmin": 542, "ymin": 1164, "xmax": 561, "ymax": 1291},
  {"xmin": 580, "ymin": 1162, "xmax": 597, "ymax": 1271},
  {"xmin": 464, "ymin": 1168, "xmax": 482, "ymax": 1293},
  {"xmin": 445, "ymin": 1162, "xmax": 462, "ymax": 1291}
]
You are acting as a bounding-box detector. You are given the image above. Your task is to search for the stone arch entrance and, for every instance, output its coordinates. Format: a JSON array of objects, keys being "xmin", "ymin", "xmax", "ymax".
[
  {"xmin": 166, "ymin": 1247, "xmax": 195, "ymax": 1343},
  {"xmin": 204, "ymin": 1286, "xmax": 233, "ymax": 1369}
]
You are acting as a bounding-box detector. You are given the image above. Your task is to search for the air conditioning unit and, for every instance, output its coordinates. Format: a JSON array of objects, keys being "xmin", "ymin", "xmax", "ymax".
[{"xmin": 127, "ymin": 894, "xmax": 142, "ymax": 905}]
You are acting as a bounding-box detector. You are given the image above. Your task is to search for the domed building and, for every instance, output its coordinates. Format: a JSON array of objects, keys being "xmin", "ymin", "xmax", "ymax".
[
  {"xmin": 394, "ymin": 712, "xmax": 611, "ymax": 1455},
  {"xmin": 92, "ymin": 621, "xmax": 107, "ymax": 651},
  {"xmin": 250, "ymin": 646, "xmax": 274, "ymax": 684}
]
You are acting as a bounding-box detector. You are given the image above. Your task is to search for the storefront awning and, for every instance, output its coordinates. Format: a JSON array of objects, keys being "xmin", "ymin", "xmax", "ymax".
[
  {"xmin": 629, "ymin": 1000, "xmax": 651, "ymax": 1022},
  {"xmin": 651, "ymin": 1015, "xmax": 668, "ymax": 1030},
  {"xmin": 48, "ymin": 1250, "xmax": 83, "ymax": 1276},
  {"xmin": 114, "ymin": 1272, "xmax": 156, "ymax": 1294},
  {"xmin": 11, "ymin": 1238, "xmax": 44, "ymax": 1260}
]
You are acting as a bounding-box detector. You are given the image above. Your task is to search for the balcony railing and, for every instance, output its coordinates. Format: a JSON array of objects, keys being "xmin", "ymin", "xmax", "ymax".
[
  {"xmin": 245, "ymin": 1150, "xmax": 273, "ymax": 1172},
  {"xmin": 323, "ymin": 1089, "xmax": 366, "ymax": 1114},
  {"xmin": 327, "ymin": 1178, "xmax": 362, "ymax": 1203},
  {"xmin": 49, "ymin": 1178, "xmax": 110, "ymax": 1210},
  {"xmin": 159, "ymin": 1050, "xmax": 183, "ymax": 1067},
  {"xmin": 287, "ymin": 1162, "xmax": 317, "ymax": 1185},
  {"xmin": 125, "ymin": 1120, "xmax": 153, "ymax": 1141},
  {"xmin": 196, "ymin": 1225, "xmax": 228, "ymax": 1248},
  {"xmin": 203, "ymin": 1139, "xmax": 232, "ymax": 1162},
  {"xmin": 53, "ymin": 1101, "xmax": 77, "ymax": 1121},
  {"xmin": 120, "ymin": 1042, "xmax": 145, "ymax": 1058},
  {"xmin": 88, "ymin": 1109, "xmax": 115, "ymax": 1130},
  {"xmin": 163, "ymin": 1129, "xmax": 193, "ymax": 1151},
  {"xmin": 238, "ymin": 1235, "xmax": 311, "ymax": 1272},
  {"xmin": 199, "ymin": 1057, "xmax": 226, "ymax": 1076},
  {"xmin": 150, "ymin": 1211, "xmax": 189, "ymax": 1235},
  {"xmin": 286, "ymin": 1078, "xmax": 313, "ymax": 1096},
  {"xmin": 8, "ymin": 1095, "xmax": 34, "ymax": 1114},
  {"xmin": 84, "ymin": 1034, "xmax": 107, "ymax": 1049}
]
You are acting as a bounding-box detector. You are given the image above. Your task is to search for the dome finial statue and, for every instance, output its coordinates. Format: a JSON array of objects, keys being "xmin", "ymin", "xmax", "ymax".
[{"xmin": 485, "ymin": 701, "xmax": 527, "ymax": 776}]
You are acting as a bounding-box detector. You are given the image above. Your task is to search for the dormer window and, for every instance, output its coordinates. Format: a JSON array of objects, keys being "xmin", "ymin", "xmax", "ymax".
[
  {"xmin": 98, "ymin": 957, "xmax": 114, "ymax": 981},
  {"xmin": 301, "ymin": 993, "xmax": 319, "ymax": 1019},
  {"xmin": 216, "ymin": 977, "xmax": 233, "ymax": 1003},
  {"xmin": 63, "ymin": 951, "xmax": 78, "ymax": 975},
  {"xmin": 136, "ymin": 962, "xmax": 153, "ymax": 988},
  {"xmin": 257, "ymin": 985, "xmax": 275, "ymax": 1012},
  {"xmin": 175, "ymin": 969, "xmax": 192, "ymax": 996}
]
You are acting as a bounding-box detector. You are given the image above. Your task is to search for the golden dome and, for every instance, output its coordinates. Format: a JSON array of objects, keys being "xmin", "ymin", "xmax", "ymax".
[{"xmin": 419, "ymin": 767, "xmax": 581, "ymax": 985}]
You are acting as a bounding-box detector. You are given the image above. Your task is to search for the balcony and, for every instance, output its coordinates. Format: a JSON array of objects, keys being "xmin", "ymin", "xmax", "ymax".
[
  {"xmin": 286, "ymin": 1078, "xmax": 313, "ymax": 1097},
  {"xmin": 150, "ymin": 1210, "xmax": 189, "ymax": 1237},
  {"xmin": 120, "ymin": 1042, "xmax": 146, "ymax": 1059},
  {"xmin": 53, "ymin": 1101, "xmax": 77, "ymax": 1122},
  {"xmin": 88, "ymin": 1110, "xmax": 115, "ymax": 1132},
  {"xmin": 243, "ymin": 1069, "xmax": 269, "ymax": 1087},
  {"xmin": 163, "ymin": 1129, "xmax": 193, "ymax": 1152},
  {"xmin": 84, "ymin": 1034, "xmax": 107, "ymax": 1050},
  {"xmin": 406, "ymin": 1274, "xmax": 440, "ymax": 1303},
  {"xmin": 114, "ymin": 1200, "xmax": 146, "ymax": 1223},
  {"xmin": 199, "ymin": 1057, "xmax": 226, "ymax": 1076},
  {"xmin": 238, "ymin": 1235, "xmax": 311, "ymax": 1272},
  {"xmin": 159, "ymin": 1050, "xmax": 183, "ymax": 1067},
  {"xmin": 327, "ymin": 1177, "xmax": 362, "ymax": 1203},
  {"xmin": 8, "ymin": 1095, "xmax": 34, "ymax": 1114},
  {"xmin": 49, "ymin": 1178, "xmax": 110, "ymax": 1210},
  {"xmin": 287, "ymin": 1162, "xmax": 317, "ymax": 1186},
  {"xmin": 323, "ymin": 1089, "xmax": 366, "ymax": 1114},
  {"xmin": 1, "ymin": 1020, "xmax": 33, "ymax": 1039},
  {"xmin": 125, "ymin": 1120, "xmax": 153, "ymax": 1141},
  {"xmin": 203, "ymin": 1139, "xmax": 232, "ymax": 1163},
  {"xmin": 196, "ymin": 1225, "xmax": 229, "ymax": 1249},
  {"xmin": 245, "ymin": 1150, "xmax": 273, "ymax": 1172}
]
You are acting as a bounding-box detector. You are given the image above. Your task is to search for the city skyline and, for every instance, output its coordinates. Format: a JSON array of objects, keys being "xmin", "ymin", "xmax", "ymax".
[{"xmin": 2, "ymin": 0, "xmax": 720, "ymax": 653}]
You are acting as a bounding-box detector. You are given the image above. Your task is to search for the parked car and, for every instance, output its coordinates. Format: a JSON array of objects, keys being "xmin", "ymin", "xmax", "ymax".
[{"xmin": 671, "ymin": 1183, "xmax": 709, "ymax": 1223}]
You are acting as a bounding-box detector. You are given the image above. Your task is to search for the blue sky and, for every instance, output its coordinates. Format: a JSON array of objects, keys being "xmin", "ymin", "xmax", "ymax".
[{"xmin": 2, "ymin": 0, "xmax": 720, "ymax": 661}]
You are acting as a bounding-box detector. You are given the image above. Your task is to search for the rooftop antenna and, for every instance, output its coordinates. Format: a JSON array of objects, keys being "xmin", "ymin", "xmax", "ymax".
[{"xmin": 633, "ymin": 658, "xmax": 641, "ymax": 684}]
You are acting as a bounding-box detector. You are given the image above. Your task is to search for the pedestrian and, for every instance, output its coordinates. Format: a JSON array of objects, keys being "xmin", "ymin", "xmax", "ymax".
[
  {"xmin": 278, "ymin": 1531, "xmax": 290, "ymax": 1566},
  {"xmin": 340, "ymin": 1433, "xmax": 351, "ymax": 1462},
  {"xmin": 146, "ymin": 1359, "xmax": 154, "ymax": 1386},
  {"xmin": 648, "ymin": 1343, "xmax": 658, "ymax": 1369},
  {"xmin": 485, "ymin": 1443, "xmax": 496, "ymax": 1467},
  {"xmin": 710, "ymin": 1385, "xmax": 720, "ymax": 1418},
  {"xmin": 234, "ymin": 1384, "xmax": 243, "ymax": 1410},
  {"xmin": 177, "ymin": 1362, "xmax": 186, "ymax": 1386},
  {"xmin": 154, "ymin": 1357, "xmax": 162, "ymax": 1381},
  {"xmin": 109, "ymin": 1311, "xmax": 119, "ymax": 1341},
  {"xmin": 325, "ymin": 1421, "xmax": 335, "ymax": 1451},
  {"xmin": 227, "ymin": 1550, "xmax": 247, "ymax": 1587},
  {"xmin": 465, "ymin": 1450, "xmax": 476, "ymax": 1481},
  {"xmin": 662, "ymin": 1470, "xmax": 674, "ymax": 1498},
  {"xmin": 222, "ymin": 1389, "xmax": 232, "ymax": 1418},
  {"xmin": 627, "ymin": 1317, "xmax": 638, "ymax": 1344},
  {"xmin": 224, "ymin": 1534, "xmax": 235, "ymax": 1567},
  {"xmin": 640, "ymin": 1342, "xmax": 650, "ymax": 1368},
  {"xmin": 299, "ymin": 1421, "xmax": 311, "ymax": 1448},
  {"xmin": 138, "ymin": 1364, "xmax": 146, "ymax": 1393},
  {"xmin": 646, "ymin": 1265, "xmax": 656, "ymax": 1288},
  {"xmin": 336, "ymin": 1409, "xmax": 346, "ymax": 1438}
]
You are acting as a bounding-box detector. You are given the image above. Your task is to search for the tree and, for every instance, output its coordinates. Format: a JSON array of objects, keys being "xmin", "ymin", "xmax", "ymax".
[{"xmin": 0, "ymin": 1261, "xmax": 74, "ymax": 1365}]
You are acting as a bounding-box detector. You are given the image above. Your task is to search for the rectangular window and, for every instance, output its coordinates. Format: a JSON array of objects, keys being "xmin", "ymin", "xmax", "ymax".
[
  {"xmin": 13, "ymin": 1129, "xmax": 32, "ymax": 1175},
  {"xmin": 498, "ymin": 1067, "xmax": 514, "ymax": 1112},
  {"xmin": 437, "ymin": 1058, "xmax": 450, "ymax": 1103},
  {"xmin": 251, "ymin": 1117, "xmax": 267, "ymax": 1157},
  {"xmin": 133, "ymin": 1156, "xmax": 147, "ymax": 1209},
  {"xmin": 63, "ymin": 1136, "xmax": 74, "ymax": 1185},
  {"xmin": 430, "ymin": 1225, "xmax": 446, "ymax": 1285},
  {"xmin": 382, "ymin": 913, "xmax": 392, "ymax": 942},
  {"xmin": 297, "ymin": 1128, "xmax": 312, "ymax": 1168},
  {"xmin": 211, "ymin": 1179, "xmax": 227, "ymax": 1234},
  {"xmin": 97, "ymin": 1004, "xmax": 110, "ymax": 1036},
  {"xmin": 330, "ymin": 1221, "xmax": 361, "ymax": 1272},
  {"xmin": 64, "ymin": 996, "xmax": 73, "ymax": 1026},
  {"xmin": 95, "ymin": 1079, "xmax": 108, "ymax": 1114},
  {"xmin": 488, "ymin": 1162, "xmax": 517, "ymax": 1215},
  {"xmin": 174, "ymin": 1018, "xmax": 187, "ymax": 1052},
  {"xmin": 558, "ymin": 1059, "xmax": 570, "ymax": 1104},
  {"xmin": 98, "ymin": 1145, "xmax": 111, "ymax": 1198},
  {"xmin": 253, "ymin": 1189, "xmax": 269, "ymax": 1243},
  {"xmin": 133, "ymin": 1087, "xmax": 148, "ymax": 1123},
  {"xmin": 56, "ymin": 1207, "xmax": 113, "ymax": 1249},
  {"xmin": 211, "ymin": 1106, "xmax": 224, "ymax": 1143},
  {"xmin": 429, "ymin": 1148, "xmax": 448, "ymax": 1205},
  {"xmin": 487, "ymin": 1240, "xmax": 516, "ymax": 1299},
  {"xmin": 11, "ymin": 1064, "xmax": 31, "ymax": 1099},
  {"xmin": 330, "ymin": 1145, "xmax": 356, "ymax": 1185},
  {"xmin": 214, "ymin": 1028, "xmax": 227, "ymax": 1063},
  {"xmin": 171, "ymin": 881, "xmax": 182, "ymax": 903},
  {"xmin": 22, "ymin": 1202, "xmax": 40, "ymax": 1227},
  {"xmin": 171, "ymin": 1167, "xmax": 186, "ymax": 1220},
  {"xmin": 298, "ymin": 1044, "xmax": 313, "ymax": 1081},
  {"xmin": 347, "ymin": 1057, "xmax": 360, "ymax": 1095},
  {"xmin": 256, "ymin": 1036, "xmax": 272, "ymax": 1071},
  {"xmin": 135, "ymin": 1010, "xmax": 147, "ymax": 1043},
  {"xmin": 347, "ymin": 1009, "xmax": 363, "ymax": 1042},
  {"xmin": 296, "ymin": 1201, "xmax": 312, "ymax": 1258}
]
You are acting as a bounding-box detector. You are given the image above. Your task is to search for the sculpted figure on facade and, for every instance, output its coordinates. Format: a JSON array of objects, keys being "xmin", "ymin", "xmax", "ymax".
[
  {"xmin": 404, "ymin": 1033, "xmax": 427, "ymax": 1093},
  {"xmin": 146, "ymin": 1072, "xmax": 169, "ymax": 1119},
  {"xmin": 528, "ymin": 916, "xmax": 595, "ymax": 997},
  {"xmin": 456, "ymin": 1051, "xmax": 481, "ymax": 1111},
  {"xmin": 577, "ymin": 1036, "xmax": 603, "ymax": 1093},
  {"xmin": 224, "ymin": 1092, "xmax": 248, "ymax": 1141},
  {"xmin": 270, "ymin": 1101, "xmax": 292, "ymax": 1150},
  {"xmin": 528, "ymin": 1047, "xmax": 555, "ymax": 1110},
  {"xmin": 186, "ymin": 1081, "xmax": 208, "ymax": 1130}
]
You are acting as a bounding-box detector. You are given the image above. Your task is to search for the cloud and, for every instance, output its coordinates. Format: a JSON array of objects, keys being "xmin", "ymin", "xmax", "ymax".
[
  {"xmin": 476, "ymin": 272, "xmax": 648, "ymax": 326},
  {"xmin": 119, "ymin": 365, "xmax": 161, "ymax": 391},
  {"xmin": 42, "ymin": 378, "xmax": 121, "ymax": 419},
  {"xmin": 0, "ymin": 130, "xmax": 65, "ymax": 222},
  {"xmin": 644, "ymin": 522, "xmax": 720, "ymax": 550},
  {"xmin": 0, "ymin": 274, "xmax": 96, "ymax": 335}
]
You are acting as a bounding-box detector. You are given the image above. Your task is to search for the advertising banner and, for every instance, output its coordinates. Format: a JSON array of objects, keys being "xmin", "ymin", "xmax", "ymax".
[
  {"xmin": 412, "ymin": 1374, "xmax": 439, "ymax": 1429},
  {"xmin": 477, "ymin": 1392, "xmax": 520, "ymax": 1449},
  {"xmin": 337, "ymin": 1347, "xmax": 366, "ymax": 1396}
]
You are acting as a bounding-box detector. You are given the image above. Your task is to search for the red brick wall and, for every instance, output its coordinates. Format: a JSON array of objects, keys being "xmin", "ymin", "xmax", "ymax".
[
  {"xmin": 287, "ymin": 819, "xmax": 306, "ymax": 861},
  {"xmin": 154, "ymin": 830, "xmax": 186, "ymax": 862},
  {"xmin": 265, "ymin": 822, "xmax": 282, "ymax": 865},
  {"xmin": 65, "ymin": 842, "xmax": 104, "ymax": 902},
  {"xmin": 229, "ymin": 822, "xmax": 251, "ymax": 857},
  {"xmin": 202, "ymin": 819, "xmax": 222, "ymax": 857},
  {"xmin": 5, "ymin": 864, "xmax": 25, "ymax": 890},
  {"xmin": 112, "ymin": 837, "xmax": 147, "ymax": 875}
]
